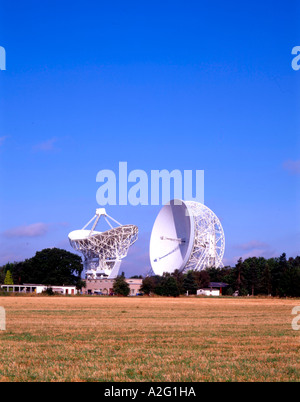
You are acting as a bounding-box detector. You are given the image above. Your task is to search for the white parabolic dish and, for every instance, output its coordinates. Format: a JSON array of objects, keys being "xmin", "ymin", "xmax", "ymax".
[
  {"xmin": 68, "ymin": 208, "xmax": 138, "ymax": 279},
  {"xmin": 149, "ymin": 199, "xmax": 225, "ymax": 276}
]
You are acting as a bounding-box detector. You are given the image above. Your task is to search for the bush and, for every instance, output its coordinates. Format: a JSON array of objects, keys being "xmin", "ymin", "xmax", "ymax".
[
  {"xmin": 113, "ymin": 273, "xmax": 130, "ymax": 297},
  {"xmin": 42, "ymin": 287, "xmax": 55, "ymax": 296}
]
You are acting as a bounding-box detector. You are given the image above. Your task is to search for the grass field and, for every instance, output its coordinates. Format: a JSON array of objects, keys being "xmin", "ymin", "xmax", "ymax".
[{"xmin": 0, "ymin": 295, "xmax": 299, "ymax": 382}]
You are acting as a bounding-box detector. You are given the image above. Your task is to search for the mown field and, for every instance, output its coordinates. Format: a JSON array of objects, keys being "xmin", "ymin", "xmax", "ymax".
[{"xmin": 0, "ymin": 296, "xmax": 299, "ymax": 382}]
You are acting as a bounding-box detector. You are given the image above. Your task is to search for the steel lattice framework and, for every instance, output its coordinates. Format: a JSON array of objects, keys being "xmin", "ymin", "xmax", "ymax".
[
  {"xmin": 183, "ymin": 201, "xmax": 225, "ymax": 272},
  {"xmin": 68, "ymin": 209, "xmax": 138, "ymax": 279}
]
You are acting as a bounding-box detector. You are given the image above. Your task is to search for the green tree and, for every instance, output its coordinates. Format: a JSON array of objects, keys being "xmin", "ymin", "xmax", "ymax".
[
  {"xmin": 141, "ymin": 276, "xmax": 156, "ymax": 295},
  {"xmin": 234, "ymin": 258, "xmax": 247, "ymax": 295},
  {"xmin": 183, "ymin": 271, "xmax": 198, "ymax": 295},
  {"xmin": 0, "ymin": 269, "xmax": 4, "ymax": 284},
  {"xmin": 271, "ymin": 253, "xmax": 287, "ymax": 297},
  {"xmin": 193, "ymin": 270, "xmax": 210, "ymax": 290},
  {"xmin": 243, "ymin": 257, "xmax": 259, "ymax": 296},
  {"xmin": 4, "ymin": 270, "xmax": 13, "ymax": 285},
  {"xmin": 155, "ymin": 273, "xmax": 180, "ymax": 297},
  {"xmin": 76, "ymin": 279, "xmax": 86, "ymax": 292},
  {"xmin": 279, "ymin": 257, "xmax": 300, "ymax": 298},
  {"xmin": 171, "ymin": 269, "xmax": 185, "ymax": 294},
  {"xmin": 206, "ymin": 266, "xmax": 223, "ymax": 282},
  {"xmin": 113, "ymin": 272, "xmax": 130, "ymax": 296},
  {"xmin": 10, "ymin": 248, "xmax": 83, "ymax": 286},
  {"xmin": 287, "ymin": 257, "xmax": 300, "ymax": 297},
  {"xmin": 163, "ymin": 274, "xmax": 180, "ymax": 297},
  {"xmin": 260, "ymin": 261, "xmax": 272, "ymax": 295}
]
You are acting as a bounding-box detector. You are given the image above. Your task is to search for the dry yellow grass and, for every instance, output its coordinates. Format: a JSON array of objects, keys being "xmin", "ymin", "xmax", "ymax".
[{"xmin": 0, "ymin": 296, "xmax": 299, "ymax": 382}]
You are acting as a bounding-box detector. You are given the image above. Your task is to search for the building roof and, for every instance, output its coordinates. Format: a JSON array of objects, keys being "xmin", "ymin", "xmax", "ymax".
[{"xmin": 209, "ymin": 282, "xmax": 229, "ymax": 288}]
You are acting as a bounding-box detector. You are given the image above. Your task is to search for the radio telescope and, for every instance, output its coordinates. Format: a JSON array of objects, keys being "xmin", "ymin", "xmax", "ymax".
[
  {"xmin": 68, "ymin": 208, "xmax": 138, "ymax": 279},
  {"xmin": 149, "ymin": 199, "xmax": 225, "ymax": 276}
]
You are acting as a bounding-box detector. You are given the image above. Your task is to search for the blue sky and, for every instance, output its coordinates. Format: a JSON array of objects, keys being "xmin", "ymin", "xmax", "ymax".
[{"xmin": 0, "ymin": 0, "xmax": 299, "ymax": 277}]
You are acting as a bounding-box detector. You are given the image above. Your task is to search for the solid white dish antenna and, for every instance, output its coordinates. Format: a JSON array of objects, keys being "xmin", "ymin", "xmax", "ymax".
[
  {"xmin": 68, "ymin": 208, "xmax": 138, "ymax": 279},
  {"xmin": 149, "ymin": 199, "xmax": 225, "ymax": 276}
]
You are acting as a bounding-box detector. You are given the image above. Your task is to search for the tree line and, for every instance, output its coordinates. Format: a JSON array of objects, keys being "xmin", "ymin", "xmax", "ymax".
[
  {"xmin": 141, "ymin": 254, "xmax": 300, "ymax": 297},
  {"xmin": 1, "ymin": 248, "xmax": 299, "ymax": 297}
]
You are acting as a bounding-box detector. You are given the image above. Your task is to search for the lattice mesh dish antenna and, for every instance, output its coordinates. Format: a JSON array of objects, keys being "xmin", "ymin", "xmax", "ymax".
[
  {"xmin": 68, "ymin": 208, "xmax": 138, "ymax": 279},
  {"xmin": 149, "ymin": 199, "xmax": 225, "ymax": 276}
]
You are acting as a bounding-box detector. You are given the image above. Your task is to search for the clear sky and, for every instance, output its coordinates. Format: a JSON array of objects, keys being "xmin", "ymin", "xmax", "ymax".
[{"xmin": 0, "ymin": 0, "xmax": 299, "ymax": 277}]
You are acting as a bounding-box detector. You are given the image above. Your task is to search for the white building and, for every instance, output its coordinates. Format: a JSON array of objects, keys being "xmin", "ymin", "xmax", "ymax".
[
  {"xmin": 197, "ymin": 282, "xmax": 228, "ymax": 297},
  {"xmin": 197, "ymin": 288, "xmax": 220, "ymax": 297},
  {"xmin": 1, "ymin": 284, "xmax": 78, "ymax": 295}
]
